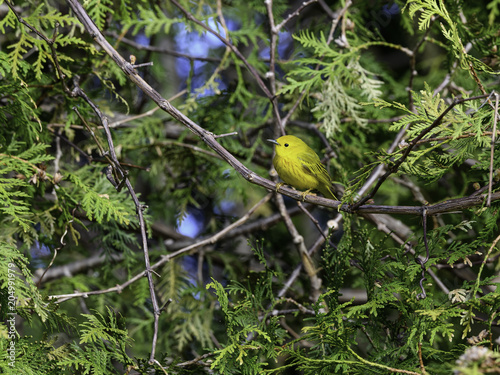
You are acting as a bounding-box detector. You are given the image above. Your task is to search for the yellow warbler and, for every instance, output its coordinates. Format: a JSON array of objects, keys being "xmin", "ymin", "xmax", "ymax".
[{"xmin": 268, "ymin": 135, "xmax": 337, "ymax": 200}]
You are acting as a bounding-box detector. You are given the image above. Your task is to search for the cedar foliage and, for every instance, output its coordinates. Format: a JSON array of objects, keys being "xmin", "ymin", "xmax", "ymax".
[{"xmin": 1, "ymin": 0, "xmax": 500, "ymax": 374}]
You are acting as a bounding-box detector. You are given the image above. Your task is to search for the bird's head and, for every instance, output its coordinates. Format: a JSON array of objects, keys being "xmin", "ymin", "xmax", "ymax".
[{"xmin": 267, "ymin": 135, "xmax": 306, "ymax": 156}]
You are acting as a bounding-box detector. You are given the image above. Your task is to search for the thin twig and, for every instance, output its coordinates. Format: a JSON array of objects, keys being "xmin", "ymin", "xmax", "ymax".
[
  {"xmin": 363, "ymin": 212, "xmax": 449, "ymax": 295},
  {"xmin": 487, "ymin": 93, "xmax": 499, "ymax": 206},
  {"xmin": 416, "ymin": 207, "xmax": 430, "ymax": 300},
  {"xmin": 275, "ymin": 0, "xmax": 318, "ymax": 32},
  {"xmin": 131, "ymin": 62, "xmax": 153, "ymax": 69},
  {"xmin": 48, "ymin": 128, "xmax": 92, "ymax": 162},
  {"xmin": 392, "ymin": 176, "xmax": 427, "ymax": 204},
  {"xmin": 434, "ymin": 42, "xmax": 473, "ymax": 96},
  {"xmin": 330, "ymin": 0, "xmax": 352, "ymax": 45},
  {"xmin": 412, "ymin": 130, "xmax": 500, "ymax": 146},
  {"xmin": 408, "ymin": 17, "xmax": 435, "ymax": 112},
  {"xmin": 274, "ymin": 193, "xmax": 322, "ymax": 301},
  {"xmin": 265, "ymin": 0, "xmax": 277, "ymax": 98},
  {"xmin": 213, "ymin": 131, "xmax": 238, "ymax": 139},
  {"xmin": 50, "ymin": 194, "xmax": 273, "ymax": 303},
  {"xmin": 36, "ymin": 217, "xmax": 72, "ymax": 287},
  {"xmin": 471, "ymin": 233, "xmax": 500, "ymax": 299},
  {"xmin": 71, "ymin": 79, "xmax": 161, "ymax": 364},
  {"xmin": 169, "ymin": 0, "xmax": 284, "ymax": 134},
  {"xmin": 34, "ymin": 253, "xmax": 123, "ymax": 285},
  {"xmin": 346, "ymin": 347, "xmax": 421, "ymax": 375},
  {"xmin": 276, "ymin": 215, "xmax": 340, "ymax": 299},
  {"xmin": 297, "ymin": 201, "xmax": 327, "ymax": 240},
  {"xmin": 352, "ymin": 94, "xmax": 491, "ymax": 210},
  {"xmin": 418, "ymin": 342, "xmax": 428, "ymax": 374},
  {"xmin": 107, "ymin": 30, "xmax": 224, "ymax": 63},
  {"xmin": 64, "ymin": 1, "xmax": 500, "ymax": 217},
  {"xmin": 176, "ymin": 352, "xmax": 215, "ymax": 367},
  {"xmin": 317, "ymin": 0, "xmax": 336, "ymax": 18},
  {"xmin": 6, "ymin": 2, "xmax": 70, "ymax": 92},
  {"xmin": 282, "ymin": 1, "xmax": 351, "ymax": 129},
  {"xmin": 355, "ymin": 125, "xmax": 407, "ymax": 200},
  {"xmin": 128, "ymin": 140, "xmax": 223, "ymax": 160},
  {"xmin": 264, "ymin": 0, "xmax": 287, "ymax": 136}
]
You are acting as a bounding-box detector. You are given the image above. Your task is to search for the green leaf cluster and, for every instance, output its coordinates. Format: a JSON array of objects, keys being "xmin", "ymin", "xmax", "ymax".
[{"xmin": 2, "ymin": 0, "xmax": 500, "ymax": 374}]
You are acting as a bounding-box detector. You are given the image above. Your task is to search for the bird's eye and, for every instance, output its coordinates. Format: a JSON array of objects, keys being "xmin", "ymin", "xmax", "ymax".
[{"xmin": 284, "ymin": 143, "xmax": 289, "ymax": 147}]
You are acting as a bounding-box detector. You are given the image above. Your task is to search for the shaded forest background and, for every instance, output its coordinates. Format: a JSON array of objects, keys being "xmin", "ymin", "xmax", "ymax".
[{"xmin": 1, "ymin": 0, "xmax": 500, "ymax": 374}]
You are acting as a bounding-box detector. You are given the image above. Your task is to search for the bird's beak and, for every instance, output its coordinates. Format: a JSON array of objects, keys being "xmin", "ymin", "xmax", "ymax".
[{"xmin": 267, "ymin": 139, "xmax": 280, "ymax": 146}]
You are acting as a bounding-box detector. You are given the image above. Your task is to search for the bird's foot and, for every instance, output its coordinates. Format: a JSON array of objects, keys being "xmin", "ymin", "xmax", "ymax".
[{"xmin": 300, "ymin": 189, "xmax": 314, "ymax": 201}]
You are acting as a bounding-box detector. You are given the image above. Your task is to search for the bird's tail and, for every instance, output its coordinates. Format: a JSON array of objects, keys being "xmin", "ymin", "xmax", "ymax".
[{"xmin": 320, "ymin": 184, "xmax": 344, "ymax": 201}]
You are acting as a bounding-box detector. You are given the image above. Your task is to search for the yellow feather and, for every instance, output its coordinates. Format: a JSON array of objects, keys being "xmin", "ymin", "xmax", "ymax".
[{"xmin": 268, "ymin": 135, "xmax": 337, "ymax": 200}]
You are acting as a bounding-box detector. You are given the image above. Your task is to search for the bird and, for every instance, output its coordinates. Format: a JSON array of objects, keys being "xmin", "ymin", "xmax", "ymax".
[{"xmin": 267, "ymin": 135, "xmax": 337, "ymax": 200}]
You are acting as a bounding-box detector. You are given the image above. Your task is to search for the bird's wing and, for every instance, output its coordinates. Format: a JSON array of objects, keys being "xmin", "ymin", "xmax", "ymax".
[
  {"xmin": 297, "ymin": 151, "xmax": 320, "ymax": 167},
  {"xmin": 298, "ymin": 152, "xmax": 327, "ymax": 178},
  {"xmin": 297, "ymin": 151, "xmax": 338, "ymax": 199}
]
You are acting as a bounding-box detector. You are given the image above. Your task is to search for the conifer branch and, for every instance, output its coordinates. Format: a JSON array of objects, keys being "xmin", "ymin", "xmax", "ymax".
[
  {"xmin": 70, "ymin": 82, "xmax": 163, "ymax": 364},
  {"xmin": 51, "ymin": 193, "xmax": 273, "ymax": 302},
  {"xmin": 64, "ymin": 0, "xmax": 500, "ymax": 221},
  {"xmin": 352, "ymin": 94, "xmax": 491, "ymax": 210},
  {"xmin": 6, "ymin": 0, "xmax": 500, "ymax": 373},
  {"xmin": 169, "ymin": 0, "xmax": 285, "ymax": 134},
  {"xmin": 274, "ymin": 0, "xmax": 319, "ymax": 32},
  {"xmin": 274, "ymin": 192, "xmax": 322, "ymax": 301},
  {"xmin": 6, "ymin": 1, "xmax": 70, "ymax": 91}
]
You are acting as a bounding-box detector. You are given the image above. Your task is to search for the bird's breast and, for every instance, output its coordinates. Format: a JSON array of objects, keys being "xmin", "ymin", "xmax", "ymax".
[{"xmin": 274, "ymin": 154, "xmax": 319, "ymax": 191}]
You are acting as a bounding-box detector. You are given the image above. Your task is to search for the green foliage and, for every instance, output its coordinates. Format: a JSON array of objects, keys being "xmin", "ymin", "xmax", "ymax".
[
  {"xmin": 206, "ymin": 272, "xmax": 286, "ymax": 374},
  {"xmin": 487, "ymin": 0, "xmax": 500, "ymax": 25},
  {"xmin": 68, "ymin": 172, "xmax": 133, "ymax": 225},
  {"xmin": 3, "ymin": 3, "xmax": 91, "ymax": 80},
  {"xmin": 58, "ymin": 308, "xmax": 134, "ymax": 374},
  {"xmin": 405, "ymin": 0, "xmax": 495, "ymax": 73},
  {"xmin": 125, "ymin": 4, "xmax": 180, "ymax": 36},
  {"xmin": 0, "ymin": 336, "xmax": 71, "ymax": 375},
  {"xmin": 0, "ymin": 242, "xmax": 49, "ymax": 322},
  {"xmin": 361, "ymin": 85, "xmax": 495, "ymax": 185},
  {"xmin": 0, "ymin": 141, "xmax": 54, "ymax": 235},
  {"xmin": 279, "ymin": 31, "xmax": 384, "ymax": 136},
  {"xmin": 156, "ymin": 260, "xmax": 215, "ymax": 352},
  {"xmin": 0, "ymin": 84, "xmax": 42, "ymax": 144},
  {"xmin": 2, "ymin": 0, "xmax": 500, "ymax": 374}
]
